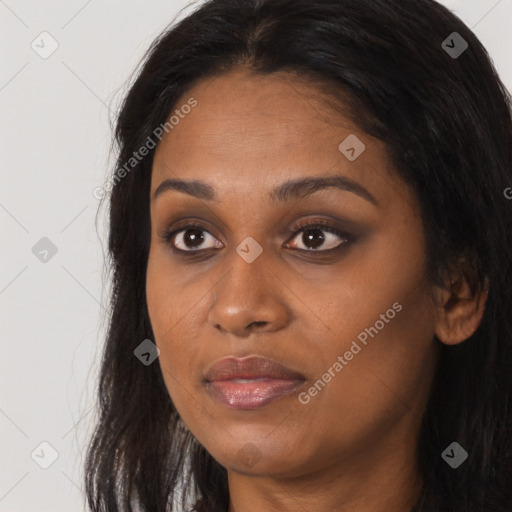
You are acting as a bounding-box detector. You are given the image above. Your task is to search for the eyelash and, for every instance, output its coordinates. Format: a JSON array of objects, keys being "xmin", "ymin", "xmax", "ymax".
[{"xmin": 160, "ymin": 218, "xmax": 353, "ymax": 257}]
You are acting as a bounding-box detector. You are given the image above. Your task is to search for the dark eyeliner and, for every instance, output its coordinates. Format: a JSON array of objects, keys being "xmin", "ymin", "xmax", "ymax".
[
  {"xmin": 284, "ymin": 218, "xmax": 353, "ymax": 252},
  {"xmin": 158, "ymin": 221, "xmax": 215, "ymax": 256},
  {"xmin": 159, "ymin": 218, "xmax": 354, "ymax": 256}
]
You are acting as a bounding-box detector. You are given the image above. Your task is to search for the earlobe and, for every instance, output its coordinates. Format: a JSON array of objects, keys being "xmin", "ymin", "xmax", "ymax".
[{"xmin": 434, "ymin": 275, "xmax": 489, "ymax": 346}]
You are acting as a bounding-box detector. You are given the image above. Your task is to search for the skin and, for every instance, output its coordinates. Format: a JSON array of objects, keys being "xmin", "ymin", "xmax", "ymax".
[{"xmin": 145, "ymin": 68, "xmax": 487, "ymax": 512}]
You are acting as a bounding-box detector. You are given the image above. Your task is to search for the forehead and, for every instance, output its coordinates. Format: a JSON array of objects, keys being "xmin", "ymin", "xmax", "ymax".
[{"xmin": 151, "ymin": 69, "xmax": 398, "ymax": 207}]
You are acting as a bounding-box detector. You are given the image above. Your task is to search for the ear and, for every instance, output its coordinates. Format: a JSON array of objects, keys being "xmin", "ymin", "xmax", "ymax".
[{"xmin": 433, "ymin": 267, "xmax": 489, "ymax": 346}]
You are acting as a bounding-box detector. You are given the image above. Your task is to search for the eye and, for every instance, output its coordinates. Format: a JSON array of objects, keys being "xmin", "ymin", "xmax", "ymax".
[
  {"xmin": 284, "ymin": 219, "xmax": 352, "ymax": 252},
  {"xmin": 160, "ymin": 219, "xmax": 352, "ymax": 255},
  {"xmin": 161, "ymin": 223, "xmax": 223, "ymax": 252}
]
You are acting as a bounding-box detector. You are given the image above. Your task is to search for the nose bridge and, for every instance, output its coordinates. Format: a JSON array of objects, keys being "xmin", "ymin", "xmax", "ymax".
[
  {"xmin": 238, "ymin": 236, "xmax": 268, "ymax": 284},
  {"xmin": 216, "ymin": 238, "xmax": 271, "ymax": 307},
  {"xmin": 208, "ymin": 240, "xmax": 289, "ymax": 335}
]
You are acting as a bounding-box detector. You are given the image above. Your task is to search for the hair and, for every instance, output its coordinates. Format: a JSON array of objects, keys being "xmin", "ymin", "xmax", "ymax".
[{"xmin": 85, "ymin": 0, "xmax": 512, "ymax": 511}]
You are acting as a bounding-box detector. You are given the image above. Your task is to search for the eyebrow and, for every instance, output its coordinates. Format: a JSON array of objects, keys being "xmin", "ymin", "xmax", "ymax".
[{"xmin": 152, "ymin": 174, "xmax": 378, "ymax": 206}]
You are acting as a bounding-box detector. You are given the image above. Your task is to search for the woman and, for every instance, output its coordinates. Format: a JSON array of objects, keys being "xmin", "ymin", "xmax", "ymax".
[{"xmin": 85, "ymin": 0, "xmax": 512, "ymax": 511}]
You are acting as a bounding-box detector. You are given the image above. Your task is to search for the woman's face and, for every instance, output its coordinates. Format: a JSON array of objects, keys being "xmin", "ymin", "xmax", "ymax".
[{"xmin": 146, "ymin": 69, "xmax": 440, "ymax": 478}]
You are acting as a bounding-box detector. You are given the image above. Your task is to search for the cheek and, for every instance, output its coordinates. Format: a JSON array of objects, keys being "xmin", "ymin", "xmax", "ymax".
[
  {"xmin": 296, "ymin": 223, "xmax": 438, "ymax": 447},
  {"xmin": 303, "ymin": 296, "xmax": 437, "ymax": 469},
  {"xmin": 146, "ymin": 249, "xmax": 195, "ymax": 387},
  {"xmin": 146, "ymin": 245, "xmax": 217, "ymax": 425},
  {"xmin": 146, "ymin": 243, "xmax": 202, "ymax": 340}
]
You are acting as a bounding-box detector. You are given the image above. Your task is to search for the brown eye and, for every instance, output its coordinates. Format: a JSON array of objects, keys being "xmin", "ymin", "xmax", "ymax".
[
  {"xmin": 161, "ymin": 224, "xmax": 223, "ymax": 252},
  {"xmin": 285, "ymin": 221, "xmax": 352, "ymax": 252},
  {"xmin": 160, "ymin": 220, "xmax": 352, "ymax": 256}
]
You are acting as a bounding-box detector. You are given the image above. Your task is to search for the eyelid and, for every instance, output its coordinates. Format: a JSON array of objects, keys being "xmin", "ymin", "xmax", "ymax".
[
  {"xmin": 159, "ymin": 217, "xmax": 354, "ymax": 255},
  {"xmin": 284, "ymin": 219, "xmax": 352, "ymax": 252},
  {"xmin": 159, "ymin": 221, "xmax": 223, "ymax": 252}
]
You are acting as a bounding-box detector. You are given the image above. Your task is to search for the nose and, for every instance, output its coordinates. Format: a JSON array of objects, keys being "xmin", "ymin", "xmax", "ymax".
[{"xmin": 207, "ymin": 245, "xmax": 291, "ymax": 338}]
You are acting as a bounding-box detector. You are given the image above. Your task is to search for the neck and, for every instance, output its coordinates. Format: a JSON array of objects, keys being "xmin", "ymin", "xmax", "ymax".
[{"xmin": 226, "ymin": 415, "xmax": 424, "ymax": 512}]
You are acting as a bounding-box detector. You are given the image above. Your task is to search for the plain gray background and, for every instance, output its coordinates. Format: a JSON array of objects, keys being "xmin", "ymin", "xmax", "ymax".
[{"xmin": 1, "ymin": 1, "xmax": 511, "ymax": 510}]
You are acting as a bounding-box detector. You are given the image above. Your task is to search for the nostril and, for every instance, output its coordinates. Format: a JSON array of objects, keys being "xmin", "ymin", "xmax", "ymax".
[{"xmin": 248, "ymin": 321, "xmax": 267, "ymax": 329}]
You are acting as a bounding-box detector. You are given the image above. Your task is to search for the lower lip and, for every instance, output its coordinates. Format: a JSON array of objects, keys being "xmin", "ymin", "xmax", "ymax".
[{"xmin": 206, "ymin": 378, "xmax": 304, "ymax": 409}]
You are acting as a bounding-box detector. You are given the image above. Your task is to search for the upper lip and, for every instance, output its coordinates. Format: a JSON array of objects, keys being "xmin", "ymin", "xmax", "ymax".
[{"xmin": 204, "ymin": 355, "xmax": 305, "ymax": 382}]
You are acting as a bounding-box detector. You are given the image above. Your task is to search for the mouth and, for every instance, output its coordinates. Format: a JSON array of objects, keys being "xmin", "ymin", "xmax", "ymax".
[{"xmin": 204, "ymin": 355, "xmax": 306, "ymax": 410}]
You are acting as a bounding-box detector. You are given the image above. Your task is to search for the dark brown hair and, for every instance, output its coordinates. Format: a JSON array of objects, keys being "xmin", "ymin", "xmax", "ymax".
[{"xmin": 86, "ymin": 1, "xmax": 512, "ymax": 510}]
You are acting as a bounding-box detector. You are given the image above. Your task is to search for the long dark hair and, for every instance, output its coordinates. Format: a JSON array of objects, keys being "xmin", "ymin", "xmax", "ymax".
[{"xmin": 85, "ymin": 1, "xmax": 512, "ymax": 510}]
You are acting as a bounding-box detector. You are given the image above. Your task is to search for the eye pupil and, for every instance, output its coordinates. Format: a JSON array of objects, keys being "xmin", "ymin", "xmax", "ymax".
[
  {"xmin": 166, "ymin": 222, "xmax": 348, "ymax": 254},
  {"xmin": 184, "ymin": 228, "xmax": 205, "ymax": 248},
  {"xmin": 303, "ymin": 228, "xmax": 325, "ymax": 249}
]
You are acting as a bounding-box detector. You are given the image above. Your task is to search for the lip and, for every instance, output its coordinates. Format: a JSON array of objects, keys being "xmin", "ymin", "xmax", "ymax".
[{"xmin": 204, "ymin": 356, "xmax": 306, "ymax": 409}]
